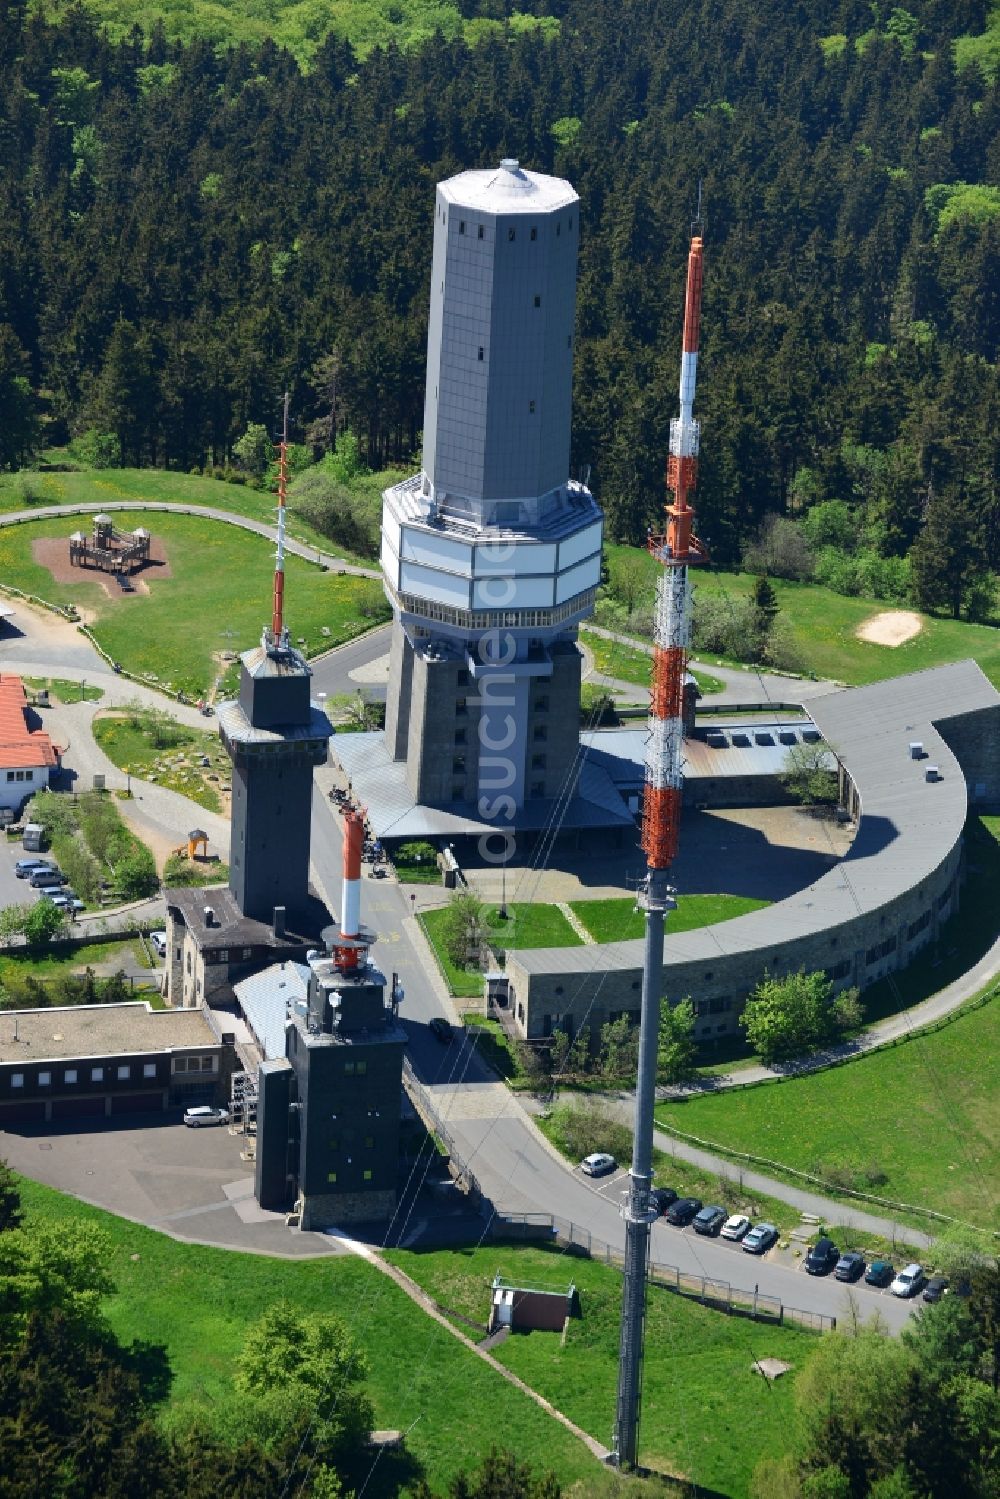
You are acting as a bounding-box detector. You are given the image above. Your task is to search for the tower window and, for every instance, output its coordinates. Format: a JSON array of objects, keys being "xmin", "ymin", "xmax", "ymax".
[
  {"xmin": 556, "ymin": 222, "xmax": 561, "ymax": 236},
  {"xmin": 531, "ymin": 754, "xmax": 546, "ymax": 770},
  {"xmin": 533, "ymin": 726, "xmax": 547, "ymax": 742},
  {"xmin": 530, "ymin": 226, "xmax": 537, "ymax": 240},
  {"xmin": 569, "ymin": 216, "xmax": 573, "ymax": 229},
  {"xmin": 459, "ymin": 220, "xmax": 465, "ymax": 234},
  {"xmin": 508, "ymin": 227, "xmax": 516, "ymax": 241},
  {"xmin": 455, "ymin": 729, "xmax": 466, "ymax": 745},
  {"xmin": 363, "ymin": 1169, "xmax": 373, "ymax": 1182},
  {"xmin": 531, "ymin": 781, "xmax": 544, "ymax": 796},
  {"xmin": 534, "ymin": 295, "xmax": 541, "ymax": 308},
  {"xmin": 529, "ymin": 401, "xmax": 535, "ymax": 414},
  {"xmin": 535, "ymin": 696, "xmax": 549, "ymax": 712},
  {"xmin": 478, "ymin": 224, "xmax": 484, "ymax": 239},
  {"xmin": 478, "ymin": 347, "xmax": 484, "ymax": 361},
  {"xmin": 453, "ymin": 755, "xmax": 466, "ymax": 773},
  {"xmin": 327, "ymin": 1171, "xmax": 337, "ymax": 1183},
  {"xmin": 452, "ymin": 781, "xmax": 464, "ymax": 799}
]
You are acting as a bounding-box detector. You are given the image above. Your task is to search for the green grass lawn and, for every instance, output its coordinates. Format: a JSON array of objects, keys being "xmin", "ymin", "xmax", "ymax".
[
  {"xmin": 603, "ymin": 543, "xmax": 1000, "ymax": 690},
  {"xmin": 0, "ymin": 510, "xmax": 388, "ymax": 696},
  {"xmin": 581, "ymin": 627, "xmax": 724, "ymax": 695},
  {"xmin": 13, "ymin": 1177, "xmax": 610, "ymax": 1498},
  {"xmin": 386, "ymin": 1242, "xmax": 814, "ymax": 1495},
  {"xmin": 93, "ymin": 710, "xmax": 230, "ymax": 815},
  {"xmin": 0, "ymin": 465, "xmax": 363, "ymax": 560},
  {"xmin": 570, "ymin": 892, "xmax": 771, "ymax": 945},
  {"xmin": 420, "ymin": 903, "xmax": 582, "ymax": 998},
  {"xmin": 22, "ymin": 675, "xmax": 104, "ymax": 704},
  {"xmin": 655, "ymin": 989, "xmax": 1000, "ymax": 1230},
  {"xmin": 0, "ymin": 938, "xmax": 143, "ymax": 985}
]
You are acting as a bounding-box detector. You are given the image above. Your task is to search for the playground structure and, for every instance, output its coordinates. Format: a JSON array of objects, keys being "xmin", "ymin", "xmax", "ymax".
[
  {"xmin": 69, "ymin": 515, "xmax": 152, "ymax": 579},
  {"xmin": 173, "ymin": 828, "xmax": 209, "ymax": 861}
]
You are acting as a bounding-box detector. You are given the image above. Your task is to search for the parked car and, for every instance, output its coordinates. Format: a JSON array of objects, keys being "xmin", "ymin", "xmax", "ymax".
[
  {"xmin": 805, "ymin": 1237, "xmax": 840, "ymax": 1275},
  {"xmin": 835, "ymin": 1251, "xmax": 867, "ymax": 1283},
  {"xmin": 693, "ymin": 1204, "xmax": 727, "ymax": 1237},
  {"xmin": 183, "ymin": 1105, "xmax": 230, "ymax": 1128},
  {"xmin": 150, "ymin": 931, "xmax": 168, "ymax": 957},
  {"xmin": 15, "ymin": 857, "xmax": 47, "ymax": 878},
  {"xmin": 665, "ymin": 1196, "xmax": 703, "ymax": 1226},
  {"xmin": 48, "ymin": 891, "xmax": 85, "ymax": 915},
  {"xmin": 720, "ymin": 1214, "xmax": 751, "ymax": 1241},
  {"xmin": 890, "ymin": 1263, "xmax": 926, "ymax": 1298},
  {"xmin": 580, "ymin": 1152, "xmax": 616, "ymax": 1178},
  {"xmin": 865, "ymin": 1259, "xmax": 894, "ymax": 1288},
  {"xmin": 742, "ymin": 1222, "xmax": 779, "ymax": 1255},
  {"xmin": 650, "ymin": 1187, "xmax": 678, "ymax": 1214},
  {"xmin": 429, "ymin": 1016, "xmax": 453, "ymax": 1044},
  {"xmin": 28, "ymin": 865, "xmax": 64, "ymax": 888},
  {"xmin": 922, "ymin": 1276, "xmax": 949, "ymax": 1303}
]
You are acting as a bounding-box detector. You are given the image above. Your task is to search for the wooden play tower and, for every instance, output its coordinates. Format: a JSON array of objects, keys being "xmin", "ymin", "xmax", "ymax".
[{"xmin": 69, "ymin": 514, "xmax": 152, "ymax": 577}]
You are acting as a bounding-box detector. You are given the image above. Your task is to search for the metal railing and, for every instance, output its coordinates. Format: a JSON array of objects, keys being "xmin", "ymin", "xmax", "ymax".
[{"xmin": 490, "ymin": 1211, "xmax": 836, "ymax": 1333}]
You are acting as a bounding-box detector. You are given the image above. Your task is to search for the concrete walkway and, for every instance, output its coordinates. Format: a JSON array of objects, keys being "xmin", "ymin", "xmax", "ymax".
[{"xmin": 582, "ymin": 622, "xmax": 839, "ymax": 707}]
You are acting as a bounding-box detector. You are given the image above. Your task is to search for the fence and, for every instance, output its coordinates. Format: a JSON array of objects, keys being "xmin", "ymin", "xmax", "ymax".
[
  {"xmin": 489, "ymin": 1211, "xmax": 836, "ymax": 1334},
  {"xmin": 400, "ymin": 1061, "xmax": 836, "ymax": 1334},
  {"xmin": 401, "ymin": 1057, "xmax": 485, "ymax": 1204}
]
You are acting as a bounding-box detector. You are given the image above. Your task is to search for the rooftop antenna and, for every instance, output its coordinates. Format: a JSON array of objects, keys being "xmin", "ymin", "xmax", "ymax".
[
  {"xmin": 269, "ymin": 391, "xmax": 290, "ymax": 651},
  {"xmin": 691, "ymin": 179, "xmax": 704, "ymax": 239}
]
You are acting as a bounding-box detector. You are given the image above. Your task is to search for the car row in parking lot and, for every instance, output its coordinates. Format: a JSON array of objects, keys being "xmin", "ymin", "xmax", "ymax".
[{"xmin": 579, "ymin": 1159, "xmax": 948, "ymax": 1299}]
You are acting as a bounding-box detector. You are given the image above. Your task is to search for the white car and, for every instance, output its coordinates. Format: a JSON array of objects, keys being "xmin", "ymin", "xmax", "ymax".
[
  {"xmin": 720, "ymin": 1214, "xmax": 751, "ymax": 1241},
  {"xmin": 890, "ymin": 1263, "xmax": 926, "ymax": 1298},
  {"xmin": 183, "ymin": 1105, "xmax": 230, "ymax": 1128},
  {"xmin": 150, "ymin": 931, "xmax": 168, "ymax": 957},
  {"xmin": 580, "ymin": 1152, "xmax": 617, "ymax": 1178}
]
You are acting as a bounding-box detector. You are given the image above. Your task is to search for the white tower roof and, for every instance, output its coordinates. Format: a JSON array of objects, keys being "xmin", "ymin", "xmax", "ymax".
[{"xmin": 438, "ymin": 158, "xmax": 578, "ymax": 215}]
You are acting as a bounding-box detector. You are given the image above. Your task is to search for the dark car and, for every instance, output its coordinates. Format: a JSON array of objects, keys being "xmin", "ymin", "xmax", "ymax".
[
  {"xmin": 429, "ymin": 1017, "xmax": 453, "ymax": 1044},
  {"xmin": 922, "ymin": 1276, "xmax": 949, "ymax": 1303},
  {"xmin": 650, "ymin": 1187, "xmax": 678, "ymax": 1215},
  {"xmin": 693, "ymin": 1204, "xmax": 727, "ymax": 1237},
  {"xmin": 665, "ymin": 1196, "xmax": 703, "ymax": 1227},
  {"xmin": 865, "ymin": 1259, "xmax": 894, "ymax": 1288},
  {"xmin": 805, "ymin": 1237, "xmax": 840, "ymax": 1276},
  {"xmin": 835, "ymin": 1251, "xmax": 867, "ymax": 1283}
]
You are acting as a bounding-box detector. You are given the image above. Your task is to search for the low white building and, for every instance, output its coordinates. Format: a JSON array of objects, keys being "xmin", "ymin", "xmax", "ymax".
[{"xmin": 0, "ymin": 675, "xmax": 58, "ymax": 812}]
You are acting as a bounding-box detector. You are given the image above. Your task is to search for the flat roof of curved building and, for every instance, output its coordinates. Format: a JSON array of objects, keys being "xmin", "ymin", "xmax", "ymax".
[
  {"xmin": 439, "ymin": 160, "xmax": 578, "ymax": 216},
  {"xmin": 512, "ymin": 660, "xmax": 999, "ymax": 978}
]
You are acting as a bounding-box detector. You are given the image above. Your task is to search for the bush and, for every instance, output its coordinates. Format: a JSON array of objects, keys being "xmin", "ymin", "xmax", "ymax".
[
  {"xmin": 547, "ymin": 1099, "xmax": 632, "ymax": 1164},
  {"xmin": 741, "ymin": 515, "xmax": 815, "ymax": 581},
  {"xmin": 114, "ymin": 846, "xmax": 158, "ymax": 900},
  {"xmin": 69, "ymin": 429, "xmax": 121, "ymax": 469},
  {"xmin": 287, "ymin": 466, "xmax": 382, "ymax": 557},
  {"xmin": 394, "ymin": 840, "xmax": 437, "ymax": 869}
]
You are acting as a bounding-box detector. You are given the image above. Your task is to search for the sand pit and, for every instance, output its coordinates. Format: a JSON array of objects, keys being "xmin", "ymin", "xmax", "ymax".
[
  {"xmin": 32, "ymin": 535, "xmax": 172, "ymax": 599},
  {"xmin": 855, "ymin": 609, "xmax": 922, "ymax": 647}
]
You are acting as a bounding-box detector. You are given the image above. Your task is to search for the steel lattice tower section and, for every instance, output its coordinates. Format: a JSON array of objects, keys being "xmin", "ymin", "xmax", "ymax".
[{"xmin": 614, "ymin": 232, "xmax": 707, "ymax": 1469}]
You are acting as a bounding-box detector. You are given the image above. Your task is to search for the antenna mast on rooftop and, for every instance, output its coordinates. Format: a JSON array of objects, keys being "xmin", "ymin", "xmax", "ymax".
[
  {"xmin": 613, "ymin": 227, "xmax": 708, "ymax": 1471},
  {"xmin": 269, "ymin": 390, "xmax": 290, "ymax": 651}
]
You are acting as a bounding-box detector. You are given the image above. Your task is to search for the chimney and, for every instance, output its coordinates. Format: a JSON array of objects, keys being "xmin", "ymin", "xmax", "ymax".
[
  {"xmin": 203, "ymin": 906, "xmax": 214, "ymax": 927},
  {"xmin": 273, "ymin": 905, "xmax": 286, "ymax": 938}
]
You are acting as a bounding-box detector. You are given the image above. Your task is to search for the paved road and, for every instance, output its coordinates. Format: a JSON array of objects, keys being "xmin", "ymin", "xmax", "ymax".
[{"xmin": 311, "ymin": 624, "xmax": 391, "ymax": 704}]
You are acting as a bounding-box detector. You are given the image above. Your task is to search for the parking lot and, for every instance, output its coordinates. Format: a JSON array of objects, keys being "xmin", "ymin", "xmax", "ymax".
[{"xmin": 582, "ymin": 1165, "xmax": 924, "ymax": 1309}]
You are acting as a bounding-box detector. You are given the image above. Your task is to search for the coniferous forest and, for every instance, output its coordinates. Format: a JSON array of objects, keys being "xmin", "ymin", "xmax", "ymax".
[{"xmin": 1, "ymin": 0, "xmax": 999, "ymax": 578}]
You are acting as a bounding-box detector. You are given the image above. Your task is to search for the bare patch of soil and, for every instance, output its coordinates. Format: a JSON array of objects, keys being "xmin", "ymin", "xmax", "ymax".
[
  {"xmin": 32, "ymin": 535, "xmax": 173, "ymax": 600},
  {"xmin": 854, "ymin": 609, "xmax": 922, "ymax": 647}
]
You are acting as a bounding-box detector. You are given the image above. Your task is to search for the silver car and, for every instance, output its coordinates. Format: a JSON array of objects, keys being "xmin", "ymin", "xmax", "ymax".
[{"xmin": 183, "ymin": 1105, "xmax": 230, "ymax": 1129}]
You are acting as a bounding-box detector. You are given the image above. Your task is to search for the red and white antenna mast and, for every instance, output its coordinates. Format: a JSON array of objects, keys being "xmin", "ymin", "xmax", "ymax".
[
  {"xmin": 270, "ymin": 391, "xmax": 290, "ymax": 650},
  {"xmin": 615, "ymin": 215, "xmax": 708, "ymax": 1471}
]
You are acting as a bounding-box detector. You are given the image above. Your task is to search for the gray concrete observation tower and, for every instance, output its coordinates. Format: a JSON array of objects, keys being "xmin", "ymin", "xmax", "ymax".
[{"xmin": 381, "ymin": 160, "xmax": 603, "ymax": 816}]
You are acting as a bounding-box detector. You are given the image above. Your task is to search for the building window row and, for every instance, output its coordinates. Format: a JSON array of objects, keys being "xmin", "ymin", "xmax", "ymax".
[
  {"xmin": 5, "ymin": 769, "xmax": 34, "ymax": 782},
  {"xmin": 396, "ymin": 587, "xmax": 597, "ymax": 633},
  {"xmin": 10, "ymin": 1062, "xmax": 158, "ymax": 1087},
  {"xmin": 172, "ymin": 1055, "xmax": 217, "ymax": 1074}
]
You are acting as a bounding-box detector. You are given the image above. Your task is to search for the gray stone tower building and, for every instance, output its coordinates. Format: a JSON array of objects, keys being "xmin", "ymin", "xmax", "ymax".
[
  {"xmin": 381, "ymin": 160, "xmax": 603, "ymax": 816},
  {"xmin": 218, "ymin": 640, "xmax": 332, "ymax": 928}
]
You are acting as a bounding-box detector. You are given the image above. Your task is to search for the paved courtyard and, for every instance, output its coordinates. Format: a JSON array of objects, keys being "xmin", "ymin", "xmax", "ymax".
[{"xmin": 459, "ymin": 804, "xmax": 854, "ymax": 907}]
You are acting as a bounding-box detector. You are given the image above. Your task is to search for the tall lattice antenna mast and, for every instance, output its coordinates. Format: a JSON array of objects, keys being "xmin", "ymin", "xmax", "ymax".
[
  {"xmin": 270, "ymin": 390, "xmax": 290, "ymax": 649},
  {"xmin": 614, "ymin": 228, "xmax": 708, "ymax": 1471}
]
